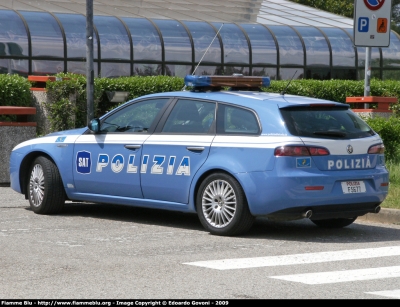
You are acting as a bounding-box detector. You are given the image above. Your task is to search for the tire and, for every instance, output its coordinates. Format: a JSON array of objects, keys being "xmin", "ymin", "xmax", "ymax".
[
  {"xmin": 196, "ymin": 172, "xmax": 255, "ymax": 236},
  {"xmin": 311, "ymin": 217, "xmax": 357, "ymax": 229},
  {"xmin": 27, "ymin": 156, "xmax": 65, "ymax": 214}
]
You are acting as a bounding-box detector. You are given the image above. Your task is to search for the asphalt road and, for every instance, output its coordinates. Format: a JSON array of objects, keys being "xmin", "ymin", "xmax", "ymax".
[{"xmin": 1, "ymin": 186, "xmax": 400, "ymax": 300}]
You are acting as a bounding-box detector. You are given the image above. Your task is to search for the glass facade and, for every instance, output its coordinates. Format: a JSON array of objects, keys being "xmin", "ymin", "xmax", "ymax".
[
  {"xmin": 1, "ymin": 2, "xmax": 400, "ymax": 80},
  {"xmin": 0, "ymin": 10, "xmax": 29, "ymax": 75}
]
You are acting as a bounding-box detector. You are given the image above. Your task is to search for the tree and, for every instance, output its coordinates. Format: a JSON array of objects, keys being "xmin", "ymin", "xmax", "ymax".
[
  {"xmin": 288, "ymin": 0, "xmax": 353, "ymax": 18},
  {"xmin": 392, "ymin": 0, "xmax": 400, "ymax": 24},
  {"xmin": 289, "ymin": 0, "xmax": 400, "ymax": 32}
]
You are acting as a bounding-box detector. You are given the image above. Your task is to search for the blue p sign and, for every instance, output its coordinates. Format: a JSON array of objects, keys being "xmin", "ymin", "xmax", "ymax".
[{"xmin": 358, "ymin": 17, "xmax": 369, "ymax": 32}]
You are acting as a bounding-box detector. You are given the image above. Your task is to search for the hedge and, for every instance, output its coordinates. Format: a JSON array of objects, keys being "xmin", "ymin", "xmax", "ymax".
[
  {"xmin": 264, "ymin": 79, "xmax": 400, "ymax": 113},
  {"xmin": 364, "ymin": 116, "xmax": 400, "ymax": 162},
  {"xmin": 0, "ymin": 74, "xmax": 32, "ymax": 122},
  {"xmin": 44, "ymin": 73, "xmax": 184, "ymax": 130},
  {"xmin": 0, "ymin": 74, "xmax": 32, "ymax": 107},
  {"xmin": 43, "ymin": 75, "xmax": 400, "ymax": 127}
]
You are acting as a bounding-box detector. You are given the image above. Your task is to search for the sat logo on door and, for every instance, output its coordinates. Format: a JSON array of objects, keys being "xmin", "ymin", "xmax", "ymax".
[
  {"xmin": 364, "ymin": 0, "xmax": 385, "ymax": 11},
  {"xmin": 76, "ymin": 151, "xmax": 92, "ymax": 174}
]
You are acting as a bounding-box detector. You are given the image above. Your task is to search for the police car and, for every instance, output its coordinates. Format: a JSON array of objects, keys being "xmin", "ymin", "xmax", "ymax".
[{"xmin": 9, "ymin": 75, "xmax": 389, "ymax": 236}]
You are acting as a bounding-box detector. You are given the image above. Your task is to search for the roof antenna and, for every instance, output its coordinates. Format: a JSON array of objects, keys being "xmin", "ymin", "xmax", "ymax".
[
  {"xmin": 182, "ymin": 23, "xmax": 224, "ymax": 91},
  {"xmin": 280, "ymin": 70, "xmax": 297, "ymax": 96}
]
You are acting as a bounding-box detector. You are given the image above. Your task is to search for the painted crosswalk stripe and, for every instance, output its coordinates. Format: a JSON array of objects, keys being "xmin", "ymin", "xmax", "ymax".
[
  {"xmin": 270, "ymin": 266, "xmax": 400, "ymax": 284},
  {"xmin": 365, "ymin": 289, "xmax": 400, "ymax": 299},
  {"xmin": 183, "ymin": 246, "xmax": 400, "ymax": 270}
]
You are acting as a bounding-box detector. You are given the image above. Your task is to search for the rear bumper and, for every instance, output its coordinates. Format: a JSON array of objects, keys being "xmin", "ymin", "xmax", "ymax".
[
  {"xmin": 265, "ymin": 202, "xmax": 381, "ymax": 221},
  {"xmin": 236, "ymin": 168, "xmax": 389, "ymax": 217}
]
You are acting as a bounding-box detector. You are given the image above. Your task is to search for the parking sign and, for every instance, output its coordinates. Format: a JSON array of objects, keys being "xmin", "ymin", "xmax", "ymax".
[{"xmin": 354, "ymin": 0, "xmax": 392, "ymax": 47}]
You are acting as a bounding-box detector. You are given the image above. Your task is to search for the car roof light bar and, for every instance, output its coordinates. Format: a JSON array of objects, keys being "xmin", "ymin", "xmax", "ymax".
[{"xmin": 184, "ymin": 75, "xmax": 270, "ymax": 91}]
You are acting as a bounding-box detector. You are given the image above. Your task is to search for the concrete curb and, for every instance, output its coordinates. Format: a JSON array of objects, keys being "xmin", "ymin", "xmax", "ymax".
[{"xmin": 357, "ymin": 208, "xmax": 400, "ymax": 225}]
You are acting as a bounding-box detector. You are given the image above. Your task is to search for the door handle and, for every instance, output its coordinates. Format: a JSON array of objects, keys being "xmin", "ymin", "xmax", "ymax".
[
  {"xmin": 124, "ymin": 144, "xmax": 141, "ymax": 150},
  {"xmin": 187, "ymin": 146, "xmax": 205, "ymax": 152}
]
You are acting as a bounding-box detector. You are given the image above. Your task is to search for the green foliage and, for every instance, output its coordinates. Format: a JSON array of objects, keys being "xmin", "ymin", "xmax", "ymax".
[
  {"xmin": 392, "ymin": 0, "xmax": 400, "ymax": 25},
  {"xmin": 263, "ymin": 79, "xmax": 400, "ymax": 111},
  {"xmin": 365, "ymin": 116, "xmax": 400, "ymax": 163},
  {"xmin": 387, "ymin": 160, "xmax": 400, "ymax": 185},
  {"xmin": 0, "ymin": 74, "xmax": 32, "ymax": 107},
  {"xmin": 289, "ymin": 0, "xmax": 400, "ymax": 32},
  {"xmin": 46, "ymin": 98, "xmax": 78, "ymax": 132},
  {"xmin": 45, "ymin": 74, "xmax": 184, "ymax": 132},
  {"xmin": 288, "ymin": 0, "xmax": 354, "ymax": 18},
  {"xmin": 0, "ymin": 74, "xmax": 33, "ymax": 121},
  {"xmin": 95, "ymin": 76, "xmax": 184, "ymax": 114},
  {"xmin": 45, "ymin": 73, "xmax": 102, "ymax": 132},
  {"xmin": 264, "ymin": 79, "xmax": 365, "ymax": 103},
  {"xmin": 380, "ymin": 161, "xmax": 400, "ymax": 209}
]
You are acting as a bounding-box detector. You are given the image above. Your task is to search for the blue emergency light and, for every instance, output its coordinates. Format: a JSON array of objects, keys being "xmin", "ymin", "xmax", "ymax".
[{"xmin": 184, "ymin": 75, "xmax": 270, "ymax": 90}]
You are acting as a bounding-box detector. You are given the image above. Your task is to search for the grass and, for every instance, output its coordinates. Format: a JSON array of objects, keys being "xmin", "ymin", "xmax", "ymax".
[{"xmin": 381, "ymin": 161, "xmax": 400, "ymax": 209}]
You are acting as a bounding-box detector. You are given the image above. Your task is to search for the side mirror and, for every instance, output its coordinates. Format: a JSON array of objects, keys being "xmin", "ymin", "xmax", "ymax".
[{"xmin": 88, "ymin": 118, "xmax": 100, "ymax": 133}]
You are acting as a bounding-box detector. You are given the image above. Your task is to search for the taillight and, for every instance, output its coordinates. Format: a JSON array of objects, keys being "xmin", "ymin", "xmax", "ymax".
[
  {"xmin": 308, "ymin": 147, "xmax": 330, "ymax": 156},
  {"xmin": 368, "ymin": 144, "xmax": 385, "ymax": 154},
  {"xmin": 274, "ymin": 146, "xmax": 330, "ymax": 156}
]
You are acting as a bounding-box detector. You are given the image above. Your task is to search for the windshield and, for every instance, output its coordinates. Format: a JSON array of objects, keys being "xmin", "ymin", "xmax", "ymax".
[{"xmin": 280, "ymin": 106, "xmax": 375, "ymax": 139}]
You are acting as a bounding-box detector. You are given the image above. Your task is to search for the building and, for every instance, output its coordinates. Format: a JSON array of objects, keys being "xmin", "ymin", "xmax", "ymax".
[{"xmin": 1, "ymin": 0, "xmax": 400, "ymax": 80}]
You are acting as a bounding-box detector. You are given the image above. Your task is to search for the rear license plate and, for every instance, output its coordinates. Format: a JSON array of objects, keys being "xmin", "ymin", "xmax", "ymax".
[{"xmin": 341, "ymin": 181, "xmax": 366, "ymax": 194}]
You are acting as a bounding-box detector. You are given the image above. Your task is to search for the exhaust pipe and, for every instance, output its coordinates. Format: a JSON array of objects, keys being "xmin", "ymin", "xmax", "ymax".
[
  {"xmin": 302, "ymin": 210, "xmax": 313, "ymax": 219},
  {"xmin": 374, "ymin": 205, "xmax": 381, "ymax": 214}
]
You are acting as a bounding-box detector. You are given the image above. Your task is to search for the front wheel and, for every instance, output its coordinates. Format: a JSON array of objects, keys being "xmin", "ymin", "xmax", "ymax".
[
  {"xmin": 196, "ymin": 172, "xmax": 255, "ymax": 236},
  {"xmin": 311, "ymin": 217, "xmax": 357, "ymax": 228},
  {"xmin": 28, "ymin": 156, "xmax": 65, "ymax": 214}
]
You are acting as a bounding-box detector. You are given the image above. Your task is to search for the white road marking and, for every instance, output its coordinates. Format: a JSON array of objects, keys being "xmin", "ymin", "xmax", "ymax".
[
  {"xmin": 365, "ymin": 289, "xmax": 400, "ymax": 299},
  {"xmin": 270, "ymin": 266, "xmax": 400, "ymax": 284},
  {"xmin": 183, "ymin": 246, "xmax": 400, "ymax": 270}
]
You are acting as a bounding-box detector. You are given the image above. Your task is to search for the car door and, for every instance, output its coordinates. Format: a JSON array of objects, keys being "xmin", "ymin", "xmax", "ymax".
[
  {"xmin": 72, "ymin": 98, "xmax": 169, "ymax": 198},
  {"xmin": 140, "ymin": 98, "xmax": 216, "ymax": 204}
]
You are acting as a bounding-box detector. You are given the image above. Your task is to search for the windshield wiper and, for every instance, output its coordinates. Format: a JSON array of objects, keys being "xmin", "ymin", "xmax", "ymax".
[{"xmin": 313, "ymin": 130, "xmax": 346, "ymax": 137}]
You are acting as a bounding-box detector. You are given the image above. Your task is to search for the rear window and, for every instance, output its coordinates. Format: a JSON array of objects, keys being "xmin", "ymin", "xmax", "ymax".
[{"xmin": 280, "ymin": 106, "xmax": 375, "ymax": 139}]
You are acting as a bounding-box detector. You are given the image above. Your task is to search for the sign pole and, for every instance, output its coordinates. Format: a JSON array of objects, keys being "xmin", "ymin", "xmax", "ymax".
[
  {"xmin": 354, "ymin": 0, "xmax": 392, "ymax": 106},
  {"xmin": 364, "ymin": 46, "xmax": 372, "ymax": 107},
  {"xmin": 86, "ymin": 0, "xmax": 94, "ymax": 125}
]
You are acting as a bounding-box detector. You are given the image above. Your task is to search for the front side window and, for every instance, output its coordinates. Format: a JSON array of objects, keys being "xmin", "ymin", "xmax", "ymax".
[
  {"xmin": 280, "ymin": 107, "xmax": 375, "ymax": 139},
  {"xmin": 100, "ymin": 98, "xmax": 168, "ymax": 133},
  {"xmin": 162, "ymin": 99, "xmax": 216, "ymax": 134},
  {"xmin": 217, "ymin": 105, "xmax": 260, "ymax": 135}
]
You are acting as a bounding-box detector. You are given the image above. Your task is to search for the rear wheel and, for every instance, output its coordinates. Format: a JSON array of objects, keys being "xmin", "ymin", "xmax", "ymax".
[
  {"xmin": 311, "ymin": 217, "xmax": 357, "ymax": 228},
  {"xmin": 28, "ymin": 156, "xmax": 65, "ymax": 214},
  {"xmin": 196, "ymin": 172, "xmax": 255, "ymax": 236}
]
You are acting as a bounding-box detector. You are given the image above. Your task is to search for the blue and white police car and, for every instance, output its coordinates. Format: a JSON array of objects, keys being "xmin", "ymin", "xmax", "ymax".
[{"xmin": 9, "ymin": 75, "xmax": 389, "ymax": 236}]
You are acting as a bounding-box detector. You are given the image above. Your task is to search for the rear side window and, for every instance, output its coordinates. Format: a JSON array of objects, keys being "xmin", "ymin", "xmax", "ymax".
[
  {"xmin": 280, "ymin": 107, "xmax": 375, "ymax": 139},
  {"xmin": 217, "ymin": 105, "xmax": 260, "ymax": 135},
  {"xmin": 162, "ymin": 99, "xmax": 216, "ymax": 134}
]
